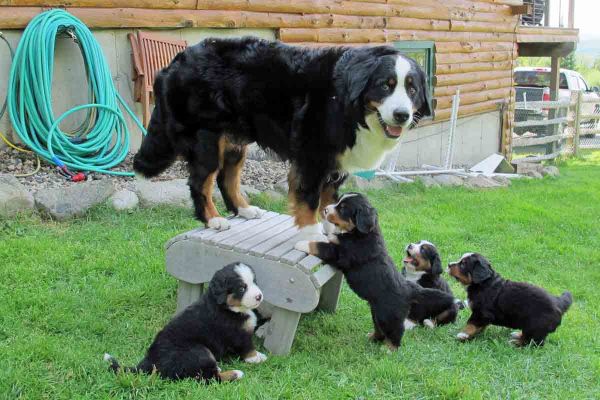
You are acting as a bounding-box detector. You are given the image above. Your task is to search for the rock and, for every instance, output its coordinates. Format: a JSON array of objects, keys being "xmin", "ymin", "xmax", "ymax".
[
  {"xmin": 465, "ymin": 175, "xmax": 502, "ymax": 189},
  {"xmin": 491, "ymin": 175, "xmax": 511, "ymax": 187},
  {"xmin": 0, "ymin": 174, "xmax": 35, "ymax": 217},
  {"xmin": 35, "ymin": 180, "xmax": 115, "ymax": 220},
  {"xmin": 416, "ymin": 175, "xmax": 440, "ymax": 188},
  {"xmin": 265, "ymin": 190, "xmax": 285, "ymax": 201},
  {"xmin": 109, "ymin": 189, "xmax": 139, "ymax": 211},
  {"xmin": 433, "ymin": 174, "xmax": 464, "ymax": 186},
  {"xmin": 527, "ymin": 171, "xmax": 543, "ymax": 179},
  {"xmin": 542, "ymin": 166, "xmax": 560, "ymax": 177},
  {"xmin": 346, "ymin": 175, "xmax": 389, "ymax": 190},
  {"xmin": 240, "ymin": 184, "xmax": 260, "ymax": 197},
  {"xmin": 274, "ymin": 179, "xmax": 289, "ymax": 194},
  {"xmin": 516, "ymin": 162, "xmax": 544, "ymax": 175},
  {"xmin": 135, "ymin": 178, "xmax": 192, "ymax": 208}
]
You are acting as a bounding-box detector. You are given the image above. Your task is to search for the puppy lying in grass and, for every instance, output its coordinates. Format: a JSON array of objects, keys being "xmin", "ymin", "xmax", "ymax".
[
  {"xmin": 295, "ymin": 193, "xmax": 456, "ymax": 351},
  {"xmin": 103, "ymin": 262, "xmax": 266, "ymax": 382},
  {"xmin": 448, "ymin": 253, "xmax": 573, "ymax": 346}
]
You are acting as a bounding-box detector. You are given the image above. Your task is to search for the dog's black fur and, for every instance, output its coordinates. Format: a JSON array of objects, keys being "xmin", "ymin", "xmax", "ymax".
[
  {"xmin": 448, "ymin": 253, "xmax": 573, "ymax": 346},
  {"xmin": 299, "ymin": 193, "xmax": 455, "ymax": 349},
  {"xmin": 133, "ymin": 37, "xmax": 431, "ymax": 227},
  {"xmin": 103, "ymin": 263, "xmax": 262, "ymax": 382}
]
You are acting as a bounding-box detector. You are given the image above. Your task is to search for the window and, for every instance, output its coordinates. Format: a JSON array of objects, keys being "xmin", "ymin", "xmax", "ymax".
[
  {"xmin": 394, "ymin": 41, "xmax": 435, "ymax": 116},
  {"xmin": 577, "ymin": 76, "xmax": 589, "ymax": 92}
]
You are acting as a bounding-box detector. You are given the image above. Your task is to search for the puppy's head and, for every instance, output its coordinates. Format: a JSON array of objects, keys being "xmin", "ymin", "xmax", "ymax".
[
  {"xmin": 403, "ymin": 240, "xmax": 442, "ymax": 275},
  {"xmin": 447, "ymin": 253, "xmax": 494, "ymax": 286},
  {"xmin": 323, "ymin": 193, "xmax": 378, "ymax": 234},
  {"xmin": 209, "ymin": 262, "xmax": 263, "ymax": 312},
  {"xmin": 335, "ymin": 47, "xmax": 432, "ymax": 139}
]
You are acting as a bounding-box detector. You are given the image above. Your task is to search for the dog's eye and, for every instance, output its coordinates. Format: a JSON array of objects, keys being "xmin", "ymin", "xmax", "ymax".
[
  {"xmin": 381, "ymin": 83, "xmax": 390, "ymax": 91},
  {"xmin": 239, "ymin": 284, "xmax": 247, "ymax": 293}
]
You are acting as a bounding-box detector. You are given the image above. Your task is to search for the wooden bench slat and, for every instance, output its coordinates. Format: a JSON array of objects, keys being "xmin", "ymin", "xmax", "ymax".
[
  {"xmin": 281, "ymin": 249, "xmax": 309, "ymax": 266},
  {"xmin": 206, "ymin": 212, "xmax": 278, "ymax": 246},
  {"xmin": 265, "ymin": 233, "xmax": 302, "ymax": 261},
  {"xmin": 297, "ymin": 255, "xmax": 323, "ymax": 273},
  {"xmin": 249, "ymin": 225, "xmax": 299, "ymax": 256},
  {"xmin": 217, "ymin": 213, "xmax": 287, "ymax": 249},
  {"xmin": 311, "ymin": 264, "xmax": 338, "ymax": 289},
  {"xmin": 233, "ymin": 216, "xmax": 295, "ymax": 253}
]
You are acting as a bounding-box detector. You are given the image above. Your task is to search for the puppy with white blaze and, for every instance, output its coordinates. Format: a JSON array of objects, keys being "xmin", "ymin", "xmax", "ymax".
[
  {"xmin": 132, "ymin": 37, "xmax": 431, "ymax": 243},
  {"xmin": 103, "ymin": 262, "xmax": 266, "ymax": 382}
]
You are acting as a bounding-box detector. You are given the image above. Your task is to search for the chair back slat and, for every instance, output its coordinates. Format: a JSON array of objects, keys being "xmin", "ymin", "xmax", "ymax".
[{"xmin": 137, "ymin": 31, "xmax": 187, "ymax": 90}]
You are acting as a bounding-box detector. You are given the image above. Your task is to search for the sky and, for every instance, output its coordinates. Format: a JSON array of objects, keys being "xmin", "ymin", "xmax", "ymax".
[{"xmin": 552, "ymin": 0, "xmax": 600, "ymax": 40}]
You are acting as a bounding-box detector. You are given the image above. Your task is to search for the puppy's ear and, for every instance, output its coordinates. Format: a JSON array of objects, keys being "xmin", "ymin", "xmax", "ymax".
[
  {"xmin": 471, "ymin": 254, "xmax": 493, "ymax": 284},
  {"xmin": 208, "ymin": 278, "xmax": 228, "ymax": 305},
  {"xmin": 417, "ymin": 71, "xmax": 432, "ymax": 118},
  {"xmin": 429, "ymin": 249, "xmax": 443, "ymax": 275},
  {"xmin": 354, "ymin": 206, "xmax": 377, "ymax": 234}
]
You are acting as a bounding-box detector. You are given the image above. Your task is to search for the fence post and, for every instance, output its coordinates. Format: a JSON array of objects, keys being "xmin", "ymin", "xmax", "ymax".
[{"xmin": 574, "ymin": 91, "xmax": 582, "ymax": 156}]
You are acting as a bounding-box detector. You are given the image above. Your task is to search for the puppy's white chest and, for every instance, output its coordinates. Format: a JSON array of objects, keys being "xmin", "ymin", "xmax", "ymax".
[
  {"xmin": 242, "ymin": 310, "xmax": 257, "ymax": 333},
  {"xmin": 403, "ymin": 265, "xmax": 425, "ymax": 283}
]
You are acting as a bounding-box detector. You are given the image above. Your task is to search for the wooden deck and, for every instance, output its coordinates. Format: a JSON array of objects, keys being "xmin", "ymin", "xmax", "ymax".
[{"xmin": 516, "ymin": 26, "xmax": 578, "ymax": 56}]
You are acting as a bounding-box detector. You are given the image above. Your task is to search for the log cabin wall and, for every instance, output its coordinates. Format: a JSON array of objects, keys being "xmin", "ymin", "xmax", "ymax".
[{"xmin": 0, "ymin": 0, "xmax": 579, "ymax": 162}]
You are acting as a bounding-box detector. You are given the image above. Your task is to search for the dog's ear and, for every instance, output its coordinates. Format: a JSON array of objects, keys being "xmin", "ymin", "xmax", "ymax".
[
  {"xmin": 208, "ymin": 277, "xmax": 228, "ymax": 305},
  {"xmin": 354, "ymin": 206, "xmax": 377, "ymax": 234},
  {"xmin": 471, "ymin": 254, "xmax": 493, "ymax": 284},
  {"xmin": 414, "ymin": 62, "xmax": 432, "ymax": 121},
  {"xmin": 425, "ymin": 246, "xmax": 442, "ymax": 275}
]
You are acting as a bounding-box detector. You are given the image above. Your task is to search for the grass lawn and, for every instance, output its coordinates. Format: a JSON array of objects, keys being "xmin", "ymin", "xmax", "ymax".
[{"xmin": 2, "ymin": 153, "xmax": 600, "ymax": 400}]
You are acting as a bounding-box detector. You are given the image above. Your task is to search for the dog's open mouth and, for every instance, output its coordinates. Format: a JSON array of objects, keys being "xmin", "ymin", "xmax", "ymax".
[
  {"xmin": 377, "ymin": 112, "xmax": 404, "ymax": 139},
  {"xmin": 403, "ymin": 252, "xmax": 418, "ymax": 266}
]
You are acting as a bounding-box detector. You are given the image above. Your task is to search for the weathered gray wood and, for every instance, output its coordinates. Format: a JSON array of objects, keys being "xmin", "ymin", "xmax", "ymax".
[
  {"xmin": 235, "ymin": 217, "xmax": 294, "ymax": 253},
  {"xmin": 176, "ymin": 281, "xmax": 204, "ymax": 313},
  {"xmin": 229, "ymin": 215, "xmax": 292, "ymax": 252},
  {"xmin": 207, "ymin": 212, "xmax": 278, "ymax": 246},
  {"xmin": 281, "ymin": 249, "xmax": 309, "ymax": 265},
  {"xmin": 311, "ymin": 264, "xmax": 338, "ymax": 289},
  {"xmin": 263, "ymin": 307, "xmax": 302, "ymax": 355},
  {"xmin": 167, "ymin": 240, "xmax": 320, "ymax": 313},
  {"xmin": 250, "ymin": 226, "xmax": 298, "ymax": 256},
  {"xmin": 317, "ymin": 271, "xmax": 343, "ymax": 313},
  {"xmin": 297, "ymin": 255, "xmax": 323, "ymax": 274},
  {"xmin": 265, "ymin": 233, "xmax": 301, "ymax": 261},
  {"xmin": 166, "ymin": 217, "xmax": 247, "ymax": 249}
]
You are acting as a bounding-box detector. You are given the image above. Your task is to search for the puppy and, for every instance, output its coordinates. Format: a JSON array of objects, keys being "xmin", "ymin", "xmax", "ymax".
[
  {"xmin": 295, "ymin": 193, "xmax": 455, "ymax": 350},
  {"xmin": 103, "ymin": 262, "xmax": 267, "ymax": 382},
  {"xmin": 448, "ymin": 253, "xmax": 573, "ymax": 346},
  {"xmin": 402, "ymin": 240, "xmax": 463, "ymax": 328}
]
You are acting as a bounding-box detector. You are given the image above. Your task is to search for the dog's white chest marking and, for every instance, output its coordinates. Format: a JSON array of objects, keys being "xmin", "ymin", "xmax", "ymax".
[
  {"xmin": 338, "ymin": 114, "xmax": 399, "ymax": 173},
  {"xmin": 403, "ymin": 265, "xmax": 425, "ymax": 283},
  {"xmin": 242, "ymin": 310, "xmax": 257, "ymax": 333}
]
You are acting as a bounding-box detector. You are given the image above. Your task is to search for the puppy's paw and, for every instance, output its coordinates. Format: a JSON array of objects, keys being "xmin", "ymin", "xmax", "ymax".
[
  {"xmin": 207, "ymin": 217, "xmax": 230, "ymax": 231},
  {"xmin": 244, "ymin": 351, "xmax": 267, "ymax": 364},
  {"xmin": 510, "ymin": 331, "xmax": 523, "ymax": 340},
  {"xmin": 238, "ymin": 206, "xmax": 266, "ymax": 220},
  {"xmin": 423, "ymin": 319, "xmax": 436, "ymax": 329},
  {"xmin": 456, "ymin": 332, "xmax": 470, "ymax": 341},
  {"xmin": 403, "ymin": 319, "xmax": 417, "ymax": 330},
  {"xmin": 367, "ymin": 332, "xmax": 384, "ymax": 342},
  {"xmin": 321, "ymin": 219, "xmax": 338, "ymax": 235},
  {"xmin": 219, "ymin": 369, "xmax": 244, "ymax": 381}
]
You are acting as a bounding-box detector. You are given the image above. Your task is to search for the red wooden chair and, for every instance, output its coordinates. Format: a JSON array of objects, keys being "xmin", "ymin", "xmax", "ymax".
[{"xmin": 128, "ymin": 31, "xmax": 187, "ymax": 127}]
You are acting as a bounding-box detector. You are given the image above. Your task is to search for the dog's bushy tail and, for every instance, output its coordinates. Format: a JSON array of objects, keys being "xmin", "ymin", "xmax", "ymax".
[
  {"xmin": 555, "ymin": 291, "xmax": 573, "ymax": 314},
  {"xmin": 103, "ymin": 353, "xmax": 141, "ymax": 374}
]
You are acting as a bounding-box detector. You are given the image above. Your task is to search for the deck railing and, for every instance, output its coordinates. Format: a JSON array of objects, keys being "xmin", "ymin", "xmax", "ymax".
[{"xmin": 520, "ymin": 0, "xmax": 575, "ymax": 29}]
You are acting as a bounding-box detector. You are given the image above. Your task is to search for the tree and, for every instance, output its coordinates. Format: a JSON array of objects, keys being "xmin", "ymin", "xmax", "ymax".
[{"xmin": 562, "ymin": 52, "xmax": 576, "ymax": 70}]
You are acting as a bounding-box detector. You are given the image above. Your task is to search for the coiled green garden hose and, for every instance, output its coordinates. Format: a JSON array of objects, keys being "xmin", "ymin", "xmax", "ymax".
[{"xmin": 7, "ymin": 9, "xmax": 146, "ymax": 176}]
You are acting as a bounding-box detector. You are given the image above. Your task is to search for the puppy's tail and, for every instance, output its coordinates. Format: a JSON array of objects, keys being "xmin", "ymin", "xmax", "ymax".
[
  {"xmin": 103, "ymin": 353, "xmax": 141, "ymax": 374},
  {"xmin": 555, "ymin": 291, "xmax": 573, "ymax": 315}
]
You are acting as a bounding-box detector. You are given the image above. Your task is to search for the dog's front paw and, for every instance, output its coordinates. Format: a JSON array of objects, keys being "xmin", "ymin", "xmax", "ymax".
[
  {"xmin": 219, "ymin": 369, "xmax": 244, "ymax": 381},
  {"xmin": 238, "ymin": 206, "xmax": 266, "ymax": 220},
  {"xmin": 423, "ymin": 319, "xmax": 436, "ymax": 329},
  {"xmin": 321, "ymin": 219, "xmax": 338, "ymax": 235},
  {"xmin": 208, "ymin": 217, "xmax": 230, "ymax": 231},
  {"xmin": 294, "ymin": 240, "xmax": 311, "ymax": 253},
  {"xmin": 456, "ymin": 332, "xmax": 470, "ymax": 341},
  {"xmin": 403, "ymin": 319, "xmax": 417, "ymax": 330},
  {"xmin": 244, "ymin": 351, "xmax": 267, "ymax": 364}
]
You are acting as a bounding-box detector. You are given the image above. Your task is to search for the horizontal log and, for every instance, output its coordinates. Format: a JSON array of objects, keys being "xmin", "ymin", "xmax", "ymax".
[
  {"xmin": 435, "ymin": 69, "xmax": 512, "ymax": 86},
  {"xmin": 513, "ymin": 117, "xmax": 568, "ymax": 128},
  {"xmin": 435, "ymin": 98, "xmax": 505, "ymax": 120},
  {"xmin": 436, "ymin": 50, "xmax": 514, "ymax": 64},
  {"xmin": 450, "ymin": 19, "xmax": 517, "ymax": 33},
  {"xmin": 517, "ymin": 26, "xmax": 579, "ymax": 36},
  {"xmin": 385, "ymin": 17, "xmax": 450, "ymax": 31},
  {"xmin": 512, "ymin": 134, "xmax": 565, "ymax": 147},
  {"xmin": 517, "ymin": 33, "xmax": 579, "ymax": 43},
  {"xmin": 435, "ymin": 41, "xmax": 516, "ymax": 53},
  {"xmin": 434, "ymin": 77, "xmax": 514, "ymax": 97},
  {"xmin": 3, "ymin": 0, "xmax": 194, "ymax": 7},
  {"xmin": 436, "ymin": 87, "xmax": 512, "ymax": 109},
  {"xmin": 436, "ymin": 60, "xmax": 513, "ymax": 74}
]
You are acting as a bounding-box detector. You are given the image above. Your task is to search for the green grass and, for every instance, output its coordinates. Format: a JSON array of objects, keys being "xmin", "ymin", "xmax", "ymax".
[{"xmin": 2, "ymin": 153, "xmax": 600, "ymax": 400}]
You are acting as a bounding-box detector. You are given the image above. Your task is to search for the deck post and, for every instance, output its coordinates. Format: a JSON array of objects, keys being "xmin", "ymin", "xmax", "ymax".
[
  {"xmin": 549, "ymin": 55, "xmax": 561, "ymax": 137},
  {"xmin": 568, "ymin": 0, "xmax": 576, "ymax": 29}
]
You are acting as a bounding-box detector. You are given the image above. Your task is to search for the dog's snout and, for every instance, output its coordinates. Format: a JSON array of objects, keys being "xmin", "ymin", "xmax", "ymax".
[
  {"xmin": 393, "ymin": 109, "xmax": 410, "ymax": 124},
  {"xmin": 255, "ymin": 293, "xmax": 262, "ymax": 302}
]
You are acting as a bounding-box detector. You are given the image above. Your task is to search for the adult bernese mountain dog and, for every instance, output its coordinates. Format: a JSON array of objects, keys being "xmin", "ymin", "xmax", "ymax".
[
  {"xmin": 103, "ymin": 262, "xmax": 266, "ymax": 382},
  {"xmin": 402, "ymin": 240, "xmax": 463, "ymax": 328},
  {"xmin": 448, "ymin": 253, "xmax": 573, "ymax": 346},
  {"xmin": 133, "ymin": 37, "xmax": 431, "ymax": 241},
  {"xmin": 294, "ymin": 193, "xmax": 455, "ymax": 351}
]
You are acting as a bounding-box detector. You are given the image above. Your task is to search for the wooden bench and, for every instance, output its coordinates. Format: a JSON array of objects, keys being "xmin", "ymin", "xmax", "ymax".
[{"xmin": 165, "ymin": 211, "xmax": 343, "ymax": 355}]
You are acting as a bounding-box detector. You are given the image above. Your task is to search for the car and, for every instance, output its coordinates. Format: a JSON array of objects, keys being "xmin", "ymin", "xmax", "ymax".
[{"xmin": 514, "ymin": 67, "xmax": 600, "ymax": 137}]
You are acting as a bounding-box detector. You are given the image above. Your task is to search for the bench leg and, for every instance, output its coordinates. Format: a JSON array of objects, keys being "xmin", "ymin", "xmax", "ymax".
[
  {"xmin": 262, "ymin": 307, "xmax": 301, "ymax": 355},
  {"xmin": 176, "ymin": 281, "xmax": 204, "ymax": 314},
  {"xmin": 317, "ymin": 271, "xmax": 343, "ymax": 313}
]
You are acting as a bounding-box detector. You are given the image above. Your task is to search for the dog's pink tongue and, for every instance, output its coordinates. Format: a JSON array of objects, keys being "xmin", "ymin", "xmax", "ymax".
[
  {"xmin": 386, "ymin": 126, "xmax": 403, "ymax": 137},
  {"xmin": 403, "ymin": 256, "xmax": 413, "ymax": 264}
]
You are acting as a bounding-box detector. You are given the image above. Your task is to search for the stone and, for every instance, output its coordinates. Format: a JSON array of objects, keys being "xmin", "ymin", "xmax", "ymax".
[
  {"xmin": 240, "ymin": 184, "xmax": 260, "ymax": 197},
  {"xmin": 516, "ymin": 162, "xmax": 544, "ymax": 175},
  {"xmin": 347, "ymin": 175, "xmax": 389, "ymax": 190},
  {"xmin": 416, "ymin": 175, "xmax": 440, "ymax": 188},
  {"xmin": 432, "ymin": 174, "xmax": 464, "ymax": 186},
  {"xmin": 542, "ymin": 166, "xmax": 560, "ymax": 177},
  {"xmin": 109, "ymin": 189, "xmax": 139, "ymax": 211},
  {"xmin": 490, "ymin": 175, "xmax": 512, "ymax": 187},
  {"xmin": 527, "ymin": 171, "xmax": 543, "ymax": 179},
  {"xmin": 0, "ymin": 174, "xmax": 35, "ymax": 217},
  {"xmin": 35, "ymin": 180, "xmax": 115, "ymax": 220},
  {"xmin": 265, "ymin": 190, "xmax": 285, "ymax": 202},
  {"xmin": 135, "ymin": 178, "xmax": 192, "ymax": 208},
  {"xmin": 274, "ymin": 179, "xmax": 289, "ymax": 194},
  {"xmin": 465, "ymin": 175, "xmax": 502, "ymax": 189}
]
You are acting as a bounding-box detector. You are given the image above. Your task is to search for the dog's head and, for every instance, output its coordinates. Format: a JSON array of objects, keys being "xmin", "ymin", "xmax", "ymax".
[
  {"xmin": 323, "ymin": 193, "xmax": 378, "ymax": 234},
  {"xmin": 208, "ymin": 262, "xmax": 263, "ymax": 312},
  {"xmin": 335, "ymin": 46, "xmax": 432, "ymax": 139},
  {"xmin": 447, "ymin": 253, "xmax": 495, "ymax": 286},
  {"xmin": 403, "ymin": 240, "xmax": 442, "ymax": 275}
]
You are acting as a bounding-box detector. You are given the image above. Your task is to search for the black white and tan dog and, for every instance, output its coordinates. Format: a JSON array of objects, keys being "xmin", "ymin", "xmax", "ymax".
[
  {"xmin": 133, "ymin": 36, "xmax": 431, "ymax": 241},
  {"xmin": 294, "ymin": 193, "xmax": 455, "ymax": 351},
  {"xmin": 447, "ymin": 253, "xmax": 573, "ymax": 346},
  {"xmin": 402, "ymin": 240, "xmax": 463, "ymax": 328},
  {"xmin": 103, "ymin": 262, "xmax": 266, "ymax": 382}
]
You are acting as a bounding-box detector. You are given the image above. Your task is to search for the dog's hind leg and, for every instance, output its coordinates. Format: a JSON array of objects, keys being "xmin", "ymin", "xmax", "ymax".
[
  {"xmin": 186, "ymin": 132, "xmax": 228, "ymax": 230},
  {"xmin": 217, "ymin": 141, "xmax": 265, "ymax": 220}
]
